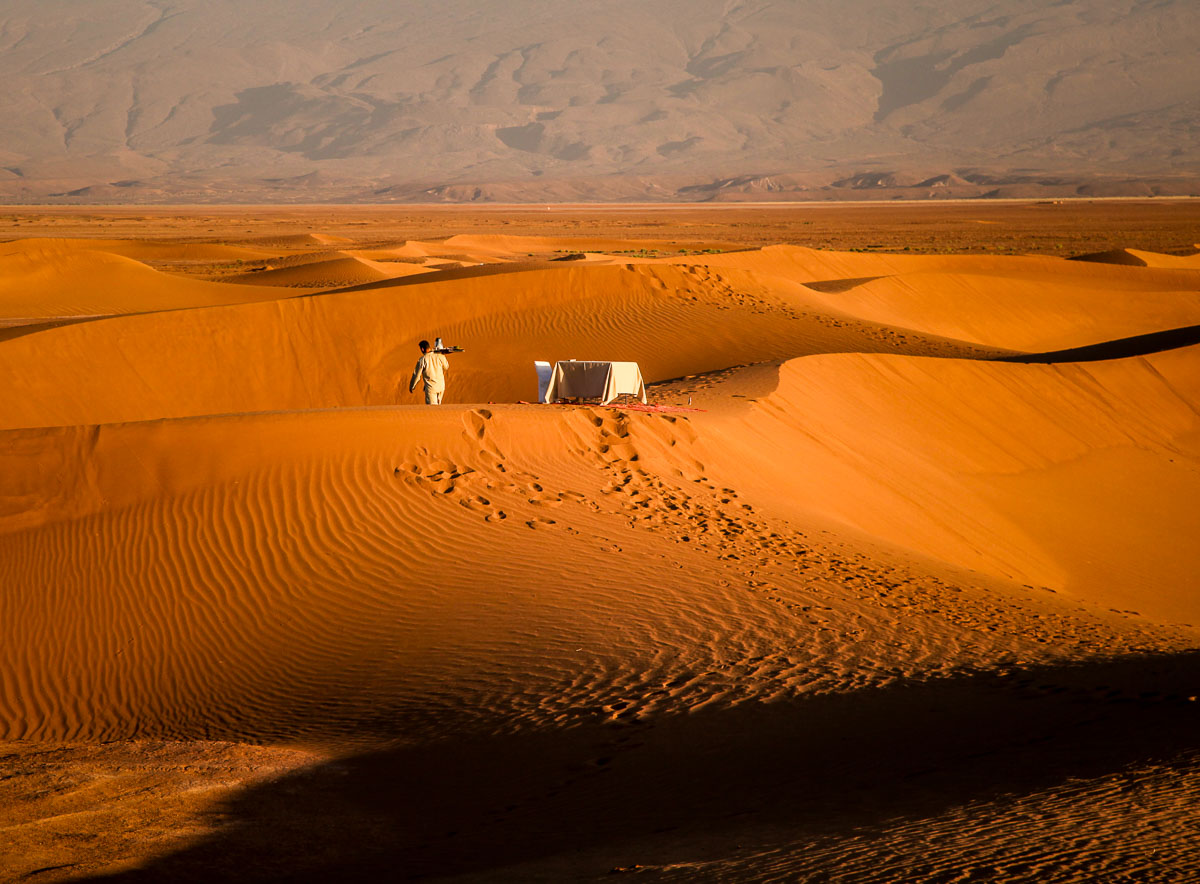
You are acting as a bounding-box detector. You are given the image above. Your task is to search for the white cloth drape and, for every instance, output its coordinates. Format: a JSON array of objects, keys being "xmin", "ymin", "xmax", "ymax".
[{"xmin": 543, "ymin": 361, "xmax": 646, "ymax": 405}]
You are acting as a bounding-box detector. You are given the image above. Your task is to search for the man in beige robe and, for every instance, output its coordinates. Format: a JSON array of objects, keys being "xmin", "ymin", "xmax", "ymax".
[{"xmin": 409, "ymin": 339, "xmax": 450, "ymax": 404}]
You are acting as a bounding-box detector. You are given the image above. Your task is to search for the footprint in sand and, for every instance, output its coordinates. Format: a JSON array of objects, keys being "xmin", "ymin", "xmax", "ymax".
[{"xmin": 463, "ymin": 408, "xmax": 493, "ymax": 441}]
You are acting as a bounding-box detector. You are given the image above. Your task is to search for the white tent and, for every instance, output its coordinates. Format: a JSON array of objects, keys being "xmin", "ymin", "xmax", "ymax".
[{"xmin": 541, "ymin": 360, "xmax": 646, "ymax": 405}]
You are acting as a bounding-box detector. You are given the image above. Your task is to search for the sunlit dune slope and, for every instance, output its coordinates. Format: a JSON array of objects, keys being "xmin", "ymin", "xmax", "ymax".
[
  {"xmin": 368, "ymin": 240, "xmax": 507, "ymax": 263},
  {"xmin": 0, "ymin": 403, "xmax": 926, "ymax": 744},
  {"xmin": 793, "ymin": 271, "xmax": 1200, "ymax": 352},
  {"xmin": 4, "ymin": 242, "xmax": 1198, "ymax": 427},
  {"xmin": 3, "ymin": 389, "xmax": 1185, "ymax": 745},
  {"xmin": 702, "ymin": 344, "xmax": 1200, "ymax": 622},
  {"xmin": 675, "ymin": 245, "xmax": 1200, "ymax": 352},
  {"xmin": 0, "ymin": 260, "xmax": 975, "ymax": 430},
  {"xmin": 1121, "ymin": 249, "xmax": 1200, "ymax": 269},
  {"xmin": 3, "ymin": 344, "xmax": 1197, "ymax": 747},
  {"xmin": 0, "ymin": 243, "xmax": 304, "ymax": 324}
]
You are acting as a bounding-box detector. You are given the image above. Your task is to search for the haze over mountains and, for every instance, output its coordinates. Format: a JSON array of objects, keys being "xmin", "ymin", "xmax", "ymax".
[{"xmin": 2, "ymin": 0, "xmax": 1198, "ymax": 202}]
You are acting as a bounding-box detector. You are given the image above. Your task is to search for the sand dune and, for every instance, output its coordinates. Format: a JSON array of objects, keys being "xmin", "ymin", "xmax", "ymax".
[
  {"xmin": 0, "ymin": 258, "xmax": 994, "ymax": 430},
  {"xmin": 4, "ymin": 405, "xmax": 860, "ymax": 743},
  {"xmin": 237, "ymin": 233, "xmax": 354, "ymax": 248},
  {"xmin": 3, "ymin": 239, "xmax": 1196, "ymax": 425},
  {"xmin": 699, "ymin": 346, "xmax": 1200, "ymax": 622},
  {"xmin": 222, "ymin": 253, "xmax": 435, "ymax": 287},
  {"xmin": 793, "ymin": 270, "xmax": 1200, "ymax": 352},
  {"xmin": 683, "ymin": 245, "xmax": 1200, "ymax": 351},
  {"xmin": 441, "ymin": 233, "xmax": 736, "ymax": 258},
  {"xmin": 4, "ymin": 384, "xmax": 1194, "ymax": 744},
  {"xmin": 699, "ymin": 243, "xmax": 1200, "ymax": 289},
  {"xmin": 1075, "ymin": 247, "xmax": 1200, "ymax": 269},
  {"xmin": 0, "ymin": 241, "xmax": 300, "ymax": 324},
  {"xmin": 1130, "ymin": 249, "xmax": 1200, "ymax": 269},
  {"xmin": 2, "ymin": 226, "xmax": 1199, "ymax": 881},
  {"xmin": 384, "ymin": 241, "xmax": 486, "ymax": 260}
]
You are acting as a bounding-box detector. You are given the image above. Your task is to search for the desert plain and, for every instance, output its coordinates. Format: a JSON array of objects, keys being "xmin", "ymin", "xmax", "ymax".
[{"xmin": 2, "ymin": 200, "xmax": 1200, "ymax": 881}]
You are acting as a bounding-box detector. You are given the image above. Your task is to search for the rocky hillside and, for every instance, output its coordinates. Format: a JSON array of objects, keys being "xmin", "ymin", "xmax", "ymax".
[{"xmin": 1, "ymin": 0, "xmax": 1197, "ymax": 201}]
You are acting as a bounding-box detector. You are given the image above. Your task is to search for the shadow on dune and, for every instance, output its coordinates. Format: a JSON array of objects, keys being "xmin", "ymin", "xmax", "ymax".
[
  {"xmin": 998, "ymin": 324, "xmax": 1200, "ymax": 364},
  {"xmin": 1069, "ymin": 249, "xmax": 1149, "ymax": 267},
  {"xmin": 0, "ymin": 314, "xmax": 117, "ymax": 343},
  {"xmin": 87, "ymin": 652, "xmax": 1200, "ymax": 882},
  {"xmin": 326, "ymin": 260, "xmax": 561, "ymax": 295}
]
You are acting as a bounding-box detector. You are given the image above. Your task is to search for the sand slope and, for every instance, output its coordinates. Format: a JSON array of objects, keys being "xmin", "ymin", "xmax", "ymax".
[
  {"xmin": 794, "ymin": 270, "xmax": 1200, "ymax": 352},
  {"xmin": 0, "ymin": 242, "xmax": 300, "ymax": 323},
  {"xmin": 701, "ymin": 345, "xmax": 1200, "ymax": 621},
  {"xmin": 6, "ymin": 243, "xmax": 1198, "ymax": 428},
  {"xmin": 222, "ymin": 253, "xmax": 435, "ymax": 287},
  {"xmin": 4, "ymin": 393, "xmax": 1194, "ymax": 746},
  {"xmin": 2, "ymin": 229, "xmax": 1199, "ymax": 881},
  {"xmin": 699, "ymin": 243, "xmax": 1200, "ymax": 290},
  {"xmin": 0, "ymin": 260, "xmax": 987, "ymax": 430}
]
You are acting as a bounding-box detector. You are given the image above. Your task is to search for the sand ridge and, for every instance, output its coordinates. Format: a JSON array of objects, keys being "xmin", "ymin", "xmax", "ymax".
[
  {"xmin": 0, "ymin": 240, "xmax": 309, "ymax": 324},
  {"xmin": 5, "ymin": 239, "xmax": 1198, "ymax": 429},
  {"xmin": 0, "ymin": 258, "xmax": 1003, "ymax": 430},
  {"xmin": 2, "ymin": 219, "xmax": 1199, "ymax": 881}
]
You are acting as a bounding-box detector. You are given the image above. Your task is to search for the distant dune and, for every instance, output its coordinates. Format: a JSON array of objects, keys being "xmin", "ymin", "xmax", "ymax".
[
  {"xmin": 0, "ymin": 239, "xmax": 304, "ymax": 322},
  {"xmin": 1, "ymin": 0, "xmax": 1197, "ymax": 202}
]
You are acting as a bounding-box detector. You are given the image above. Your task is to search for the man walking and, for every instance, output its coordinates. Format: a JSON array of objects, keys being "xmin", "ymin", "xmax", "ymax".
[{"xmin": 409, "ymin": 339, "xmax": 450, "ymax": 405}]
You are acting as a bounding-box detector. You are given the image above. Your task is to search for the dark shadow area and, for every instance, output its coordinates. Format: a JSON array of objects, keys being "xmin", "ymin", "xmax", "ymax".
[
  {"xmin": 324, "ymin": 260, "xmax": 562, "ymax": 296},
  {"xmin": 802, "ymin": 276, "xmax": 884, "ymax": 293},
  {"xmin": 997, "ymin": 324, "xmax": 1200, "ymax": 364},
  {"xmin": 83, "ymin": 652, "xmax": 1200, "ymax": 882},
  {"xmin": 1070, "ymin": 249, "xmax": 1148, "ymax": 267},
  {"xmin": 0, "ymin": 314, "xmax": 117, "ymax": 344}
]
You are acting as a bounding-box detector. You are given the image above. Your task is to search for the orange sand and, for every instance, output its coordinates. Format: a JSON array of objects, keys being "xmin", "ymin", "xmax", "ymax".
[
  {"xmin": 0, "ymin": 240, "xmax": 306, "ymax": 324},
  {"xmin": 2, "ymin": 210, "xmax": 1199, "ymax": 881}
]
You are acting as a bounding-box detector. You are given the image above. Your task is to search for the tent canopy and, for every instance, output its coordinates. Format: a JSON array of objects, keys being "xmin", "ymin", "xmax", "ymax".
[{"xmin": 543, "ymin": 360, "xmax": 646, "ymax": 405}]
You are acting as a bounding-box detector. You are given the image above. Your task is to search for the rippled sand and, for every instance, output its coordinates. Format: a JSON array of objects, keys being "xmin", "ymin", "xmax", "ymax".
[{"xmin": 2, "ymin": 205, "xmax": 1199, "ymax": 881}]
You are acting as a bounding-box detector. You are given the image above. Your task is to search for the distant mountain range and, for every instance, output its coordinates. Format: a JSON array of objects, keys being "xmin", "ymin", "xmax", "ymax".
[{"xmin": 2, "ymin": 0, "xmax": 1197, "ymax": 202}]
